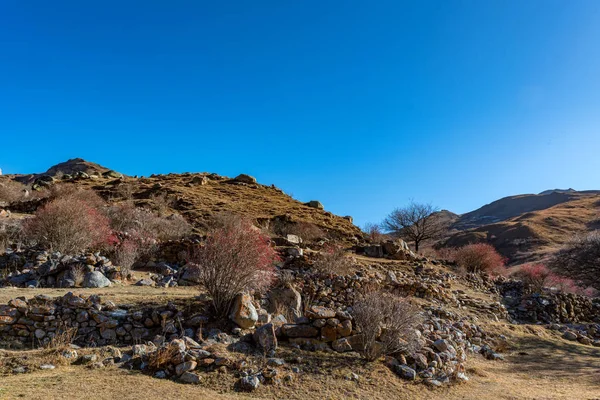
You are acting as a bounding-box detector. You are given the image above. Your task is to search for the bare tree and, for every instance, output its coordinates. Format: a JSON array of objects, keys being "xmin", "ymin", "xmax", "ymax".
[
  {"xmin": 549, "ymin": 231, "xmax": 600, "ymax": 290},
  {"xmin": 381, "ymin": 201, "xmax": 444, "ymax": 252}
]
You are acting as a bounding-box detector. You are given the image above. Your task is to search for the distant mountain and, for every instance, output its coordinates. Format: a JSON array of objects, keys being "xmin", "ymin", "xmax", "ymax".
[{"xmin": 441, "ymin": 190, "xmax": 600, "ymax": 265}]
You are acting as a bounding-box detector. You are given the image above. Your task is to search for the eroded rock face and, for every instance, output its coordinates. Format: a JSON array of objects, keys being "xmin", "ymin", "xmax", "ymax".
[{"xmin": 229, "ymin": 293, "xmax": 258, "ymax": 329}]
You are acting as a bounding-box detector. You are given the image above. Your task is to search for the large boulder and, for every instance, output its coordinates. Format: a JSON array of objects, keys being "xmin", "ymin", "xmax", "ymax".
[
  {"xmin": 234, "ymin": 174, "xmax": 257, "ymax": 184},
  {"xmin": 267, "ymin": 286, "xmax": 302, "ymax": 319},
  {"xmin": 229, "ymin": 293, "xmax": 258, "ymax": 329},
  {"xmin": 305, "ymin": 200, "xmax": 324, "ymax": 210},
  {"xmin": 83, "ymin": 271, "xmax": 111, "ymax": 288}
]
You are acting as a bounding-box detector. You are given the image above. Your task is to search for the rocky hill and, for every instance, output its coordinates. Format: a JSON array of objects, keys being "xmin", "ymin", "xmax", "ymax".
[{"xmin": 1, "ymin": 159, "xmax": 362, "ymax": 241}]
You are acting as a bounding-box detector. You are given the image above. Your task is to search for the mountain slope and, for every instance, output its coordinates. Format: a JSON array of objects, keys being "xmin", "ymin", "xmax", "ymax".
[{"xmin": 443, "ymin": 195, "xmax": 600, "ymax": 264}]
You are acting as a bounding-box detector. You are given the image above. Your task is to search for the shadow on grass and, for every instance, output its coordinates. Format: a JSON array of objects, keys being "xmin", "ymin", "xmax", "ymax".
[{"xmin": 506, "ymin": 334, "xmax": 600, "ymax": 382}]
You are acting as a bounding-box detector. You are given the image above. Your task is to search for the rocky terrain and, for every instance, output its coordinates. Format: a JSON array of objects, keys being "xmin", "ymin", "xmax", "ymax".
[{"xmin": 0, "ymin": 160, "xmax": 599, "ymax": 400}]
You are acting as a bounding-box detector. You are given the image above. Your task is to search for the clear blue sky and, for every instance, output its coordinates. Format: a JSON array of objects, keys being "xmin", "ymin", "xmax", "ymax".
[{"xmin": 1, "ymin": 1, "xmax": 600, "ymax": 227}]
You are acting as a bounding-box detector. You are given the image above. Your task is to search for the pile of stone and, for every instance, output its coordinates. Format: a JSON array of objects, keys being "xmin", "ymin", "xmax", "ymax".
[
  {"xmin": 551, "ymin": 323, "xmax": 600, "ymax": 347},
  {"xmin": 122, "ymin": 332, "xmax": 290, "ymax": 391},
  {"xmin": 0, "ymin": 292, "xmax": 208, "ymax": 347},
  {"xmin": 357, "ymin": 239, "xmax": 419, "ymax": 261},
  {"xmin": 1, "ymin": 250, "xmax": 117, "ymax": 288},
  {"xmin": 0, "ymin": 246, "xmax": 200, "ymax": 289},
  {"xmin": 503, "ymin": 290, "xmax": 600, "ymax": 324}
]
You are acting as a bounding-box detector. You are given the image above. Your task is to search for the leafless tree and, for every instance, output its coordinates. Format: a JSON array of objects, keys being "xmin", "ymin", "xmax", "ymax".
[
  {"xmin": 381, "ymin": 201, "xmax": 444, "ymax": 252},
  {"xmin": 549, "ymin": 231, "xmax": 600, "ymax": 290}
]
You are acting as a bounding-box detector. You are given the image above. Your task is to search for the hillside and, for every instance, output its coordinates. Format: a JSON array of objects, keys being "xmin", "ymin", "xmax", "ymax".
[
  {"xmin": 442, "ymin": 194, "xmax": 600, "ymax": 264},
  {"xmin": 1, "ymin": 159, "xmax": 362, "ymax": 241}
]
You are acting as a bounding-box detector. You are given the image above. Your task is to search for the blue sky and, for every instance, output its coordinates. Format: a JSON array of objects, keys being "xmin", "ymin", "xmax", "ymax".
[{"xmin": 1, "ymin": 1, "xmax": 600, "ymax": 227}]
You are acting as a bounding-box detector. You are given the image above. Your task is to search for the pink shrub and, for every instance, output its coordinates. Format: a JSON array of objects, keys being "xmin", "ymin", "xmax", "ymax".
[
  {"xmin": 188, "ymin": 216, "xmax": 279, "ymax": 315},
  {"xmin": 453, "ymin": 243, "xmax": 506, "ymax": 276},
  {"xmin": 514, "ymin": 264, "xmax": 552, "ymax": 293},
  {"xmin": 24, "ymin": 196, "xmax": 111, "ymax": 254}
]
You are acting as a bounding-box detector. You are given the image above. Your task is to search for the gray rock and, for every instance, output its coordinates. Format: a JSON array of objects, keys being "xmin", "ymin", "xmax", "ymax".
[
  {"xmin": 234, "ymin": 174, "xmax": 257, "ymax": 184},
  {"xmin": 83, "ymin": 271, "xmax": 111, "ymax": 288},
  {"xmin": 239, "ymin": 375, "xmax": 260, "ymax": 391},
  {"xmin": 179, "ymin": 371, "xmax": 202, "ymax": 384},
  {"xmin": 394, "ymin": 365, "xmax": 416, "ymax": 380},
  {"xmin": 305, "ymin": 200, "xmax": 324, "ymax": 209}
]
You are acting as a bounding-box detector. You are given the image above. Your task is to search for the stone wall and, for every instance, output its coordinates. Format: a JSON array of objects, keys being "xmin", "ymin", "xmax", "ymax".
[{"xmin": 0, "ymin": 292, "xmax": 205, "ymax": 348}]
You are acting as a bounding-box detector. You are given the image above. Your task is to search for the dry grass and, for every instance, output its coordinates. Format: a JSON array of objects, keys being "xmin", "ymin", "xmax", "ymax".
[
  {"xmin": 444, "ymin": 194, "xmax": 600, "ymax": 265},
  {"xmin": 70, "ymin": 174, "xmax": 361, "ymax": 240},
  {"xmin": 0, "ymin": 326, "xmax": 599, "ymax": 400}
]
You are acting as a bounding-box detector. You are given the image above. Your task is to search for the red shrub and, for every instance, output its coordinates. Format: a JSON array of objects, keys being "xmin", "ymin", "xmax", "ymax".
[
  {"xmin": 188, "ymin": 216, "xmax": 278, "ymax": 315},
  {"xmin": 24, "ymin": 197, "xmax": 111, "ymax": 254},
  {"xmin": 513, "ymin": 264, "xmax": 552, "ymax": 293},
  {"xmin": 453, "ymin": 243, "xmax": 506, "ymax": 276}
]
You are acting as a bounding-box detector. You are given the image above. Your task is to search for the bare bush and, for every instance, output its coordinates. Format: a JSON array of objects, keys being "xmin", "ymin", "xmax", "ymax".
[
  {"xmin": 24, "ymin": 195, "xmax": 111, "ymax": 254},
  {"xmin": 0, "ymin": 219, "xmax": 24, "ymax": 254},
  {"xmin": 550, "ymin": 231, "xmax": 600, "ymax": 290},
  {"xmin": 70, "ymin": 264, "xmax": 86, "ymax": 287},
  {"xmin": 188, "ymin": 216, "xmax": 278, "ymax": 316},
  {"xmin": 313, "ymin": 243, "xmax": 353, "ymax": 274},
  {"xmin": 48, "ymin": 185, "xmax": 106, "ymax": 210},
  {"xmin": 149, "ymin": 191, "xmax": 174, "ymax": 216},
  {"xmin": 352, "ymin": 291, "xmax": 422, "ymax": 361},
  {"xmin": 106, "ymin": 202, "xmax": 191, "ymax": 242},
  {"xmin": 110, "ymin": 239, "xmax": 139, "ymax": 277},
  {"xmin": 45, "ymin": 324, "xmax": 77, "ymax": 350},
  {"xmin": 0, "ymin": 180, "xmax": 28, "ymax": 203},
  {"xmin": 363, "ymin": 222, "xmax": 387, "ymax": 243}
]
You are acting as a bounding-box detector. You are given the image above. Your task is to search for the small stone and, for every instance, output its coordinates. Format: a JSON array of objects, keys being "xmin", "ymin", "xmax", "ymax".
[
  {"xmin": 394, "ymin": 365, "xmax": 416, "ymax": 380},
  {"xmin": 39, "ymin": 364, "xmax": 55, "ymax": 370},
  {"xmin": 239, "ymin": 375, "xmax": 260, "ymax": 391}
]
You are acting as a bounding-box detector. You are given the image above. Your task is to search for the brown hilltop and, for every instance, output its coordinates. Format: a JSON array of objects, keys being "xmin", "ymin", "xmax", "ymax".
[{"xmin": 6, "ymin": 159, "xmax": 362, "ymax": 240}]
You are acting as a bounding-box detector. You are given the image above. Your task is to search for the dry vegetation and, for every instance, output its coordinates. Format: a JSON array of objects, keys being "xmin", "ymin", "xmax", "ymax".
[{"xmin": 443, "ymin": 194, "xmax": 600, "ymax": 265}]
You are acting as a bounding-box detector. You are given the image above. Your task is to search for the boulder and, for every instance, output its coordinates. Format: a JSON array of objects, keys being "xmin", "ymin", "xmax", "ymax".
[
  {"xmin": 83, "ymin": 271, "xmax": 111, "ymax": 288},
  {"xmin": 394, "ymin": 365, "xmax": 416, "ymax": 380},
  {"xmin": 267, "ymin": 286, "xmax": 302, "ymax": 319},
  {"xmin": 229, "ymin": 293, "xmax": 258, "ymax": 329},
  {"xmin": 234, "ymin": 174, "xmax": 257, "ymax": 184},
  {"xmin": 179, "ymin": 372, "xmax": 202, "ymax": 384},
  {"xmin": 305, "ymin": 200, "xmax": 324, "ymax": 210},
  {"xmin": 254, "ymin": 323, "xmax": 278, "ymax": 356},
  {"xmin": 239, "ymin": 375, "xmax": 260, "ymax": 391},
  {"xmin": 175, "ymin": 361, "xmax": 197, "ymax": 376},
  {"xmin": 305, "ymin": 306, "xmax": 336, "ymax": 319}
]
